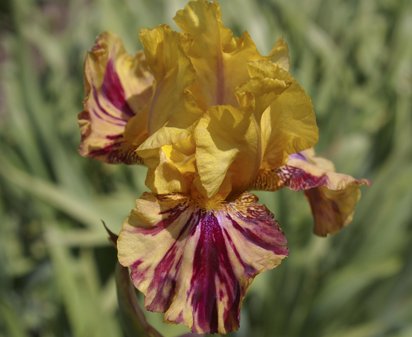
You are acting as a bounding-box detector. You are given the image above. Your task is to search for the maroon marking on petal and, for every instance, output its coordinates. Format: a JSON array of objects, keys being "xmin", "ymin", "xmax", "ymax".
[
  {"xmin": 222, "ymin": 228, "xmax": 256, "ymax": 278},
  {"xmin": 228, "ymin": 215, "xmax": 287, "ymax": 256},
  {"xmin": 87, "ymin": 140, "xmax": 141, "ymax": 164},
  {"xmin": 88, "ymin": 143, "xmax": 119, "ymax": 157},
  {"xmin": 305, "ymin": 188, "xmax": 344, "ymax": 236},
  {"xmin": 130, "ymin": 260, "xmax": 149, "ymax": 283},
  {"xmin": 102, "ymin": 60, "xmax": 135, "ymax": 117},
  {"xmin": 147, "ymin": 246, "xmax": 181, "ymax": 311},
  {"xmin": 106, "ymin": 134, "xmax": 123, "ymax": 140},
  {"xmin": 91, "ymin": 89, "xmax": 128, "ymax": 124},
  {"xmin": 90, "ymin": 107, "xmax": 126, "ymax": 126},
  {"xmin": 131, "ymin": 204, "xmax": 191, "ymax": 236},
  {"xmin": 189, "ymin": 212, "xmax": 241, "ymax": 334},
  {"xmin": 277, "ymin": 166, "xmax": 328, "ymax": 191},
  {"xmin": 147, "ymin": 212, "xmax": 196, "ymax": 311}
]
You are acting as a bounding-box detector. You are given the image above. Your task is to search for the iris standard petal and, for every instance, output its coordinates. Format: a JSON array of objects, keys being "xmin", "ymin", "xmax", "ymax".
[
  {"xmin": 174, "ymin": 0, "xmax": 262, "ymax": 106},
  {"xmin": 274, "ymin": 150, "xmax": 369, "ymax": 236},
  {"xmin": 194, "ymin": 105, "xmax": 260, "ymax": 200},
  {"xmin": 237, "ymin": 60, "xmax": 318, "ymax": 172},
  {"xmin": 117, "ymin": 192, "xmax": 287, "ymax": 334},
  {"xmin": 236, "ymin": 60, "xmax": 292, "ymax": 117},
  {"xmin": 259, "ymin": 65, "xmax": 318, "ymax": 169},
  {"xmin": 140, "ymin": 25, "xmax": 202, "ymax": 134},
  {"xmin": 78, "ymin": 32, "xmax": 153, "ymax": 163}
]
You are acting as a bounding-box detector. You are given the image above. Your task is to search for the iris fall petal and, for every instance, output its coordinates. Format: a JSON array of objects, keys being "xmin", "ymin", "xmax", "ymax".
[
  {"xmin": 277, "ymin": 149, "xmax": 370, "ymax": 236},
  {"xmin": 118, "ymin": 192, "xmax": 287, "ymax": 334},
  {"xmin": 78, "ymin": 32, "xmax": 153, "ymax": 163}
]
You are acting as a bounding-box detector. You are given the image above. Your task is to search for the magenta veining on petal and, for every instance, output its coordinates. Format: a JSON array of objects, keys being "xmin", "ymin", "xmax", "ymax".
[{"xmin": 102, "ymin": 59, "xmax": 135, "ymax": 117}]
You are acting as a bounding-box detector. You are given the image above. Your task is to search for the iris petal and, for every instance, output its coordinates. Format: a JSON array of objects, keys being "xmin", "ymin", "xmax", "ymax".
[
  {"xmin": 238, "ymin": 60, "xmax": 318, "ymax": 170},
  {"xmin": 258, "ymin": 64, "xmax": 318, "ymax": 169},
  {"xmin": 269, "ymin": 38, "xmax": 290, "ymax": 71},
  {"xmin": 137, "ymin": 126, "xmax": 196, "ymax": 195},
  {"xmin": 253, "ymin": 149, "xmax": 370, "ymax": 236},
  {"xmin": 194, "ymin": 105, "xmax": 260, "ymax": 199},
  {"xmin": 174, "ymin": 0, "xmax": 262, "ymax": 106},
  {"xmin": 140, "ymin": 25, "xmax": 202, "ymax": 134},
  {"xmin": 118, "ymin": 192, "xmax": 287, "ymax": 334},
  {"xmin": 79, "ymin": 32, "xmax": 153, "ymax": 163}
]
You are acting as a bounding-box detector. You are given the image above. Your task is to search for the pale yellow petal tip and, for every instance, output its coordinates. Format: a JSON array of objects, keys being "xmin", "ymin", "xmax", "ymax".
[
  {"xmin": 118, "ymin": 192, "xmax": 287, "ymax": 334},
  {"xmin": 306, "ymin": 183, "xmax": 363, "ymax": 237},
  {"xmin": 269, "ymin": 37, "xmax": 290, "ymax": 71}
]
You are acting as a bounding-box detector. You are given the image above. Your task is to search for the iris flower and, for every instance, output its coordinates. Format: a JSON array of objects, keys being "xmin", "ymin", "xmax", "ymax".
[{"xmin": 78, "ymin": 0, "xmax": 368, "ymax": 334}]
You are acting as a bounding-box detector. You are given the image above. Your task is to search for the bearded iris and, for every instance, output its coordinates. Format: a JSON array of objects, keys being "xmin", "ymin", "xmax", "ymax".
[{"xmin": 78, "ymin": 0, "xmax": 368, "ymax": 334}]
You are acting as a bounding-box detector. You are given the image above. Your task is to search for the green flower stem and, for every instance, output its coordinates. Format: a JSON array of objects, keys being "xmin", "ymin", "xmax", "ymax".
[{"xmin": 116, "ymin": 261, "xmax": 164, "ymax": 337}]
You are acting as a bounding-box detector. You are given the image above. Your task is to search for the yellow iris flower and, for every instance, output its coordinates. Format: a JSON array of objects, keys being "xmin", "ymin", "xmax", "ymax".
[{"xmin": 78, "ymin": 0, "xmax": 368, "ymax": 334}]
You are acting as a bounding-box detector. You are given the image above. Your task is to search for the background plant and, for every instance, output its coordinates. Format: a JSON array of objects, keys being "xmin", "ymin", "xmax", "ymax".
[{"xmin": 0, "ymin": 0, "xmax": 411, "ymax": 336}]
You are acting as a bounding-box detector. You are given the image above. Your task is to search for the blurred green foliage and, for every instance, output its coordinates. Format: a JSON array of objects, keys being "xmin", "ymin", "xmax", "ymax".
[{"xmin": 1, "ymin": 0, "xmax": 411, "ymax": 336}]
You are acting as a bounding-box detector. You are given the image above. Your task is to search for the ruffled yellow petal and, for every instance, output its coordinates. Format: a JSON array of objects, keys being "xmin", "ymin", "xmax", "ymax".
[
  {"xmin": 137, "ymin": 126, "xmax": 196, "ymax": 194},
  {"xmin": 236, "ymin": 60, "xmax": 293, "ymax": 117},
  {"xmin": 174, "ymin": 0, "xmax": 262, "ymax": 106},
  {"xmin": 194, "ymin": 105, "xmax": 260, "ymax": 200},
  {"xmin": 118, "ymin": 192, "xmax": 287, "ymax": 334},
  {"xmin": 259, "ymin": 66, "xmax": 318, "ymax": 169},
  {"xmin": 140, "ymin": 25, "xmax": 202, "ymax": 134},
  {"xmin": 78, "ymin": 32, "xmax": 153, "ymax": 163}
]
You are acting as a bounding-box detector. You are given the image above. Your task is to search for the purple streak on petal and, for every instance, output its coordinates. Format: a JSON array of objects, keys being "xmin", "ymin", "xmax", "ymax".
[
  {"xmin": 87, "ymin": 140, "xmax": 141, "ymax": 164},
  {"xmin": 92, "ymin": 89, "xmax": 128, "ymax": 124},
  {"xmin": 147, "ymin": 246, "xmax": 181, "ymax": 310},
  {"xmin": 228, "ymin": 215, "xmax": 288, "ymax": 256},
  {"xmin": 189, "ymin": 212, "xmax": 240, "ymax": 334},
  {"xmin": 131, "ymin": 204, "xmax": 191, "ymax": 236},
  {"xmin": 277, "ymin": 166, "xmax": 328, "ymax": 191},
  {"xmin": 102, "ymin": 59, "xmax": 135, "ymax": 117},
  {"xmin": 147, "ymin": 212, "xmax": 196, "ymax": 311},
  {"xmin": 130, "ymin": 260, "xmax": 148, "ymax": 283},
  {"xmin": 222, "ymin": 228, "xmax": 256, "ymax": 277},
  {"xmin": 88, "ymin": 143, "xmax": 120, "ymax": 157},
  {"xmin": 106, "ymin": 134, "xmax": 123, "ymax": 140},
  {"xmin": 289, "ymin": 152, "xmax": 307, "ymax": 161}
]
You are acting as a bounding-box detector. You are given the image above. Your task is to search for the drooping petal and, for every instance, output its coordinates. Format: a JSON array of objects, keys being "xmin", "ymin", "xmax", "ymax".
[
  {"xmin": 117, "ymin": 192, "xmax": 287, "ymax": 334},
  {"xmin": 174, "ymin": 0, "xmax": 263, "ymax": 106},
  {"xmin": 254, "ymin": 149, "xmax": 370, "ymax": 236},
  {"xmin": 305, "ymin": 185, "xmax": 363, "ymax": 236},
  {"xmin": 137, "ymin": 126, "xmax": 196, "ymax": 195},
  {"xmin": 194, "ymin": 105, "xmax": 260, "ymax": 199},
  {"xmin": 78, "ymin": 32, "xmax": 153, "ymax": 163},
  {"xmin": 140, "ymin": 25, "xmax": 203, "ymax": 134}
]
